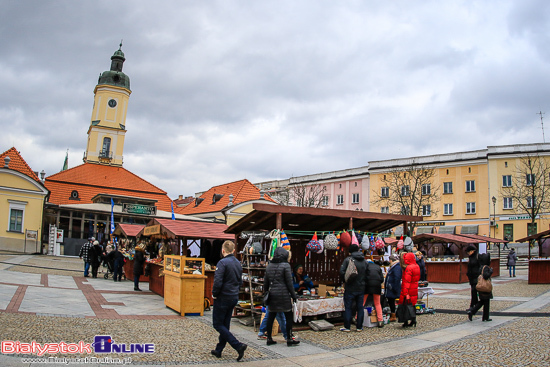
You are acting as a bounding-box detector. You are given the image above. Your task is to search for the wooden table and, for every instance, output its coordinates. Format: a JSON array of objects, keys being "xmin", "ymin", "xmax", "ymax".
[{"xmin": 528, "ymin": 259, "xmax": 550, "ymax": 284}]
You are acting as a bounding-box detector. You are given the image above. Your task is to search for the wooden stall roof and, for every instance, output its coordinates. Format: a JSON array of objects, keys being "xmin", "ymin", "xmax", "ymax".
[
  {"xmin": 458, "ymin": 234, "xmax": 508, "ymax": 244},
  {"xmin": 412, "ymin": 233, "xmax": 491, "ymax": 246},
  {"xmin": 113, "ymin": 223, "xmax": 144, "ymax": 237},
  {"xmin": 140, "ymin": 218, "xmax": 234, "ymax": 240},
  {"xmin": 516, "ymin": 229, "xmax": 550, "ymax": 243},
  {"xmin": 225, "ymin": 203, "xmax": 422, "ymax": 234}
]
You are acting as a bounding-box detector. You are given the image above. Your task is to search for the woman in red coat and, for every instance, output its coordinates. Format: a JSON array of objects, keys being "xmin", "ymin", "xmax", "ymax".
[{"xmin": 398, "ymin": 252, "xmax": 420, "ymax": 327}]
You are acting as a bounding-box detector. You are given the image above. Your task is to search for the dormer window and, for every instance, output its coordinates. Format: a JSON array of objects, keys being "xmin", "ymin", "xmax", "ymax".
[
  {"xmin": 70, "ymin": 190, "xmax": 80, "ymax": 200},
  {"xmin": 194, "ymin": 198, "xmax": 204, "ymax": 207},
  {"xmin": 212, "ymin": 193, "xmax": 224, "ymax": 204}
]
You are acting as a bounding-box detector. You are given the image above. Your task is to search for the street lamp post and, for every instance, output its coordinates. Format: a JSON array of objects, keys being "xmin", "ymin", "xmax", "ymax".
[{"xmin": 491, "ymin": 196, "xmax": 497, "ymax": 238}]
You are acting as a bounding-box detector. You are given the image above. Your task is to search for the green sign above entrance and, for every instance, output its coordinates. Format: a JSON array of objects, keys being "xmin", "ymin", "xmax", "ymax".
[{"xmin": 122, "ymin": 203, "xmax": 156, "ymax": 215}]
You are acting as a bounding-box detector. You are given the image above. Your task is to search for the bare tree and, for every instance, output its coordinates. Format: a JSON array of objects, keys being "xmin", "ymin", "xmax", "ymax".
[
  {"xmin": 371, "ymin": 165, "xmax": 441, "ymax": 235},
  {"xmin": 500, "ymin": 153, "xmax": 550, "ymax": 236},
  {"xmin": 288, "ymin": 181, "xmax": 327, "ymax": 208}
]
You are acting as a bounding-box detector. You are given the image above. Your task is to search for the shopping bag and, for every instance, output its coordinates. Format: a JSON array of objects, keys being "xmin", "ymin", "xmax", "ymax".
[
  {"xmin": 293, "ymin": 301, "xmax": 299, "ymax": 323},
  {"xmin": 396, "ymin": 301, "xmax": 416, "ymax": 323},
  {"xmin": 476, "ymin": 266, "xmax": 493, "ymax": 293}
]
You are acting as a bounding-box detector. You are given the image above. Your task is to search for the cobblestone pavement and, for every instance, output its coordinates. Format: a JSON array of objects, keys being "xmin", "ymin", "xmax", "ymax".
[
  {"xmin": 0, "ymin": 253, "xmax": 549, "ymax": 366},
  {"xmin": 376, "ymin": 317, "xmax": 550, "ymax": 367}
]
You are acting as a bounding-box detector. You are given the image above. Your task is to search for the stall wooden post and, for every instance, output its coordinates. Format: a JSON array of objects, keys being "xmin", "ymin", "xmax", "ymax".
[{"xmin": 276, "ymin": 212, "xmax": 282, "ymax": 230}]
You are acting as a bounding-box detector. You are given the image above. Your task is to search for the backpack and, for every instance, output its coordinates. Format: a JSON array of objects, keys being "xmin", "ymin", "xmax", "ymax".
[{"xmin": 344, "ymin": 258, "xmax": 358, "ymax": 282}]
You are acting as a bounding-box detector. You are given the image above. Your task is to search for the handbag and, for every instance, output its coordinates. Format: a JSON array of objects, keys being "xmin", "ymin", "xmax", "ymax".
[
  {"xmin": 344, "ymin": 258, "xmax": 358, "ymax": 282},
  {"xmin": 396, "ymin": 300, "xmax": 416, "ymax": 323},
  {"xmin": 476, "ymin": 266, "xmax": 493, "ymax": 293}
]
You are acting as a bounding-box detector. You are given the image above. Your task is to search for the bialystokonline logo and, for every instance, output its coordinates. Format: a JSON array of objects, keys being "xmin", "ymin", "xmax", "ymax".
[{"xmin": 1, "ymin": 336, "xmax": 155, "ymax": 356}]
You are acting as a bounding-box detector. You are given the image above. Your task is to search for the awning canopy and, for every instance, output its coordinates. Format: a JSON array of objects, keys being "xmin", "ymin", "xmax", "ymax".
[
  {"xmin": 516, "ymin": 229, "xmax": 550, "ymax": 243},
  {"xmin": 225, "ymin": 203, "xmax": 422, "ymax": 234},
  {"xmin": 139, "ymin": 218, "xmax": 234, "ymax": 240},
  {"xmin": 112, "ymin": 223, "xmax": 144, "ymax": 237},
  {"xmin": 438, "ymin": 226, "xmax": 456, "ymax": 234},
  {"xmin": 460, "ymin": 225, "xmax": 479, "ymax": 234},
  {"xmin": 416, "ymin": 226, "xmax": 433, "ymax": 234}
]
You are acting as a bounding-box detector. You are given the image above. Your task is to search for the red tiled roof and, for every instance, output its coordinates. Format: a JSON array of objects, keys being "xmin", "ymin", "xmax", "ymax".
[
  {"xmin": 113, "ymin": 223, "xmax": 145, "ymax": 237},
  {"xmin": 0, "ymin": 147, "xmax": 40, "ymax": 182},
  {"xmin": 143, "ymin": 218, "xmax": 234, "ymax": 240},
  {"xmin": 45, "ymin": 163, "xmax": 173, "ymax": 212},
  {"xmin": 176, "ymin": 179, "xmax": 276, "ymax": 215}
]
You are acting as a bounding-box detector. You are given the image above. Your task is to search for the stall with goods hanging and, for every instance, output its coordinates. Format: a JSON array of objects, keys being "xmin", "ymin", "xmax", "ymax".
[
  {"xmin": 136, "ymin": 218, "xmax": 236, "ymax": 307},
  {"xmin": 516, "ymin": 230, "xmax": 550, "ymax": 284},
  {"xmin": 225, "ymin": 203, "xmax": 421, "ymax": 326},
  {"xmin": 411, "ymin": 233, "xmax": 505, "ymax": 283}
]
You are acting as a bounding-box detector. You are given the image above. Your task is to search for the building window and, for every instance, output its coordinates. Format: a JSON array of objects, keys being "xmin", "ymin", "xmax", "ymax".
[
  {"xmin": 444, "ymin": 203, "xmax": 453, "ymax": 215},
  {"xmin": 354, "ymin": 182, "xmax": 357, "ymax": 187},
  {"xmin": 528, "ymin": 222, "xmax": 538, "ymax": 236},
  {"xmin": 466, "ymin": 202, "xmax": 476, "ymax": 214},
  {"xmin": 381, "ymin": 206, "xmax": 389, "ymax": 214},
  {"xmin": 527, "ymin": 196, "xmax": 535, "ymax": 208},
  {"xmin": 422, "ymin": 184, "xmax": 431, "ymax": 196},
  {"xmin": 526, "ymin": 174, "xmax": 535, "ymax": 186},
  {"xmin": 337, "ymin": 195, "xmax": 344, "ymax": 205},
  {"xmin": 502, "ymin": 175, "xmax": 512, "ymax": 187},
  {"xmin": 381, "ymin": 187, "xmax": 389, "ymax": 197},
  {"xmin": 296, "ymin": 199, "xmax": 302, "ymax": 207},
  {"xmin": 339, "ymin": 183, "xmax": 342, "ymax": 189},
  {"xmin": 446, "ymin": 169, "xmax": 449, "ymax": 175},
  {"xmin": 401, "ymin": 185, "xmax": 410, "ymax": 196},
  {"xmin": 321, "ymin": 196, "xmax": 329, "ymax": 207},
  {"xmin": 99, "ymin": 137, "xmax": 112, "ymax": 158},
  {"xmin": 505, "ymin": 161, "xmax": 508, "ymax": 168},
  {"xmin": 503, "ymin": 197, "xmax": 513, "ymax": 209},
  {"xmin": 469, "ymin": 167, "xmax": 471, "ymax": 173},
  {"xmin": 422, "ymin": 205, "xmax": 431, "ymax": 216},
  {"xmin": 8, "ymin": 201, "xmax": 26, "ymax": 233},
  {"xmin": 352, "ymin": 193, "xmax": 360, "ymax": 204},
  {"xmin": 443, "ymin": 182, "xmax": 453, "ymax": 194},
  {"xmin": 400, "ymin": 206, "xmax": 410, "ymax": 215},
  {"xmin": 466, "ymin": 180, "xmax": 475, "ymax": 192}
]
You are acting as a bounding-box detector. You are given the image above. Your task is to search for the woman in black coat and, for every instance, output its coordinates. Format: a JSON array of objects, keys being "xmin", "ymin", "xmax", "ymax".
[
  {"xmin": 468, "ymin": 253, "xmax": 493, "ymax": 321},
  {"xmin": 263, "ymin": 247, "xmax": 299, "ymax": 346},
  {"xmin": 133, "ymin": 244, "xmax": 146, "ymax": 291},
  {"xmin": 384, "ymin": 254, "xmax": 402, "ymax": 322},
  {"xmin": 365, "ymin": 260, "xmax": 385, "ymax": 328},
  {"xmin": 90, "ymin": 241, "xmax": 103, "ymax": 278},
  {"xmin": 466, "ymin": 245, "xmax": 481, "ymax": 310}
]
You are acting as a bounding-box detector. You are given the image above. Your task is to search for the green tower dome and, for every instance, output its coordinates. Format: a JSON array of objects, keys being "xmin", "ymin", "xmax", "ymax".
[{"xmin": 97, "ymin": 42, "xmax": 130, "ymax": 90}]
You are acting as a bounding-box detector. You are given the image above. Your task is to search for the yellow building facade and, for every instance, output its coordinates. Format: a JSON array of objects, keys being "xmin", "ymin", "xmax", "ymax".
[{"xmin": 0, "ymin": 149, "xmax": 49, "ymax": 253}]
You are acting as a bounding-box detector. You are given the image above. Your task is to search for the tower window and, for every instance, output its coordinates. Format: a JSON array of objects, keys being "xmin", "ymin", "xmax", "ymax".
[{"xmin": 100, "ymin": 137, "xmax": 112, "ymax": 159}]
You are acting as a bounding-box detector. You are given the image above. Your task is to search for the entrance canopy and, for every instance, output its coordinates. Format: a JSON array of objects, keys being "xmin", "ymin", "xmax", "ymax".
[{"xmin": 225, "ymin": 203, "xmax": 422, "ymax": 234}]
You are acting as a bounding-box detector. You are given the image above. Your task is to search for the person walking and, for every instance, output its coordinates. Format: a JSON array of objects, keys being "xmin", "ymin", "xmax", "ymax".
[
  {"xmin": 90, "ymin": 240, "xmax": 103, "ymax": 278},
  {"xmin": 211, "ymin": 240, "xmax": 247, "ymax": 360},
  {"xmin": 507, "ymin": 248, "xmax": 518, "ymax": 277},
  {"xmin": 339, "ymin": 243, "xmax": 367, "ymax": 332},
  {"xmin": 264, "ymin": 247, "xmax": 300, "ymax": 346},
  {"xmin": 133, "ymin": 243, "xmax": 146, "ymax": 291},
  {"xmin": 466, "ymin": 244, "xmax": 481, "ymax": 311},
  {"xmin": 468, "ymin": 253, "xmax": 493, "ymax": 322},
  {"xmin": 79, "ymin": 237, "xmax": 93, "ymax": 277},
  {"xmin": 398, "ymin": 252, "xmax": 420, "ymax": 327},
  {"xmin": 364, "ymin": 259, "xmax": 385, "ymax": 328},
  {"xmin": 416, "ymin": 251, "xmax": 427, "ymax": 282},
  {"xmin": 502, "ymin": 236, "xmax": 510, "ymax": 250},
  {"xmin": 383, "ymin": 254, "xmax": 402, "ymax": 322},
  {"xmin": 257, "ymin": 307, "xmax": 292, "ymax": 341},
  {"xmin": 107, "ymin": 245, "xmax": 124, "ymax": 282}
]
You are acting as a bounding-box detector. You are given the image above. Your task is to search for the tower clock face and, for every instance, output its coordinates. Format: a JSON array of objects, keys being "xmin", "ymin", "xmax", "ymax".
[{"xmin": 108, "ymin": 99, "xmax": 117, "ymax": 108}]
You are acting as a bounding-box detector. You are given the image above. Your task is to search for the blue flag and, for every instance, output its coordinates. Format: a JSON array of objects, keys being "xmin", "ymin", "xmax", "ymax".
[
  {"xmin": 110, "ymin": 198, "xmax": 115, "ymax": 234},
  {"xmin": 171, "ymin": 202, "xmax": 175, "ymax": 220}
]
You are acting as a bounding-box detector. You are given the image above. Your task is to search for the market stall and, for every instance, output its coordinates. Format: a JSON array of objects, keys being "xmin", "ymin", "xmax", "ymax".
[
  {"xmin": 226, "ymin": 203, "xmax": 422, "ymax": 327},
  {"xmin": 516, "ymin": 230, "xmax": 550, "ymax": 284},
  {"xmin": 412, "ymin": 233, "xmax": 505, "ymax": 283},
  {"xmin": 138, "ymin": 218, "xmax": 235, "ymax": 304}
]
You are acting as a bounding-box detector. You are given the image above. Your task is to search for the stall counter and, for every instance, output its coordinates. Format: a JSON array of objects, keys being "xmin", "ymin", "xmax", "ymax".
[
  {"xmin": 528, "ymin": 259, "xmax": 550, "ymax": 284},
  {"xmin": 148, "ymin": 262, "xmax": 164, "ymax": 296},
  {"xmin": 123, "ymin": 259, "xmax": 149, "ymax": 282},
  {"xmin": 425, "ymin": 257, "xmax": 500, "ymax": 283}
]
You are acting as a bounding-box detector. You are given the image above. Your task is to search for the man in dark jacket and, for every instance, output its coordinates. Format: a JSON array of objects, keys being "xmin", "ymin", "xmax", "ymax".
[
  {"xmin": 466, "ymin": 244, "xmax": 481, "ymax": 310},
  {"xmin": 211, "ymin": 241, "xmax": 247, "ymax": 361},
  {"xmin": 507, "ymin": 248, "xmax": 518, "ymax": 277},
  {"xmin": 339, "ymin": 244, "xmax": 367, "ymax": 331},
  {"xmin": 79, "ymin": 237, "xmax": 93, "ymax": 277}
]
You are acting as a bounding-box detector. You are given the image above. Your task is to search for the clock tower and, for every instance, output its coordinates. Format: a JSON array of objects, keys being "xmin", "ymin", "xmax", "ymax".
[{"xmin": 84, "ymin": 43, "xmax": 131, "ymax": 166}]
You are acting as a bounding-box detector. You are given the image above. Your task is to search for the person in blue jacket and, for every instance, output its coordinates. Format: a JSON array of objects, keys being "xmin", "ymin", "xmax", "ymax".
[
  {"xmin": 292, "ymin": 264, "xmax": 314, "ymax": 294},
  {"xmin": 383, "ymin": 254, "xmax": 402, "ymax": 322}
]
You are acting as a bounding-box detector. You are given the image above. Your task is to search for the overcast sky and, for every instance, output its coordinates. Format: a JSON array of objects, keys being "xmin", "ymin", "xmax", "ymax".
[{"xmin": 2, "ymin": 1, "xmax": 550, "ymax": 199}]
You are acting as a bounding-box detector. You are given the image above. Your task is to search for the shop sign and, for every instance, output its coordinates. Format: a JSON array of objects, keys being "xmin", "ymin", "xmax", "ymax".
[
  {"xmin": 417, "ymin": 222, "xmax": 445, "ymax": 226},
  {"xmin": 122, "ymin": 203, "xmax": 156, "ymax": 215},
  {"xmin": 144, "ymin": 225, "xmax": 161, "ymax": 236},
  {"xmin": 498, "ymin": 215, "xmax": 540, "ymax": 221},
  {"xmin": 25, "ymin": 230, "xmax": 38, "ymax": 240}
]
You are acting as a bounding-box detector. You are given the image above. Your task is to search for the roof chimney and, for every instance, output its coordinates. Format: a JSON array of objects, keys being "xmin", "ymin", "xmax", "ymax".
[
  {"xmin": 178, "ymin": 195, "xmax": 183, "ymax": 200},
  {"xmin": 4, "ymin": 156, "xmax": 10, "ymax": 168}
]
